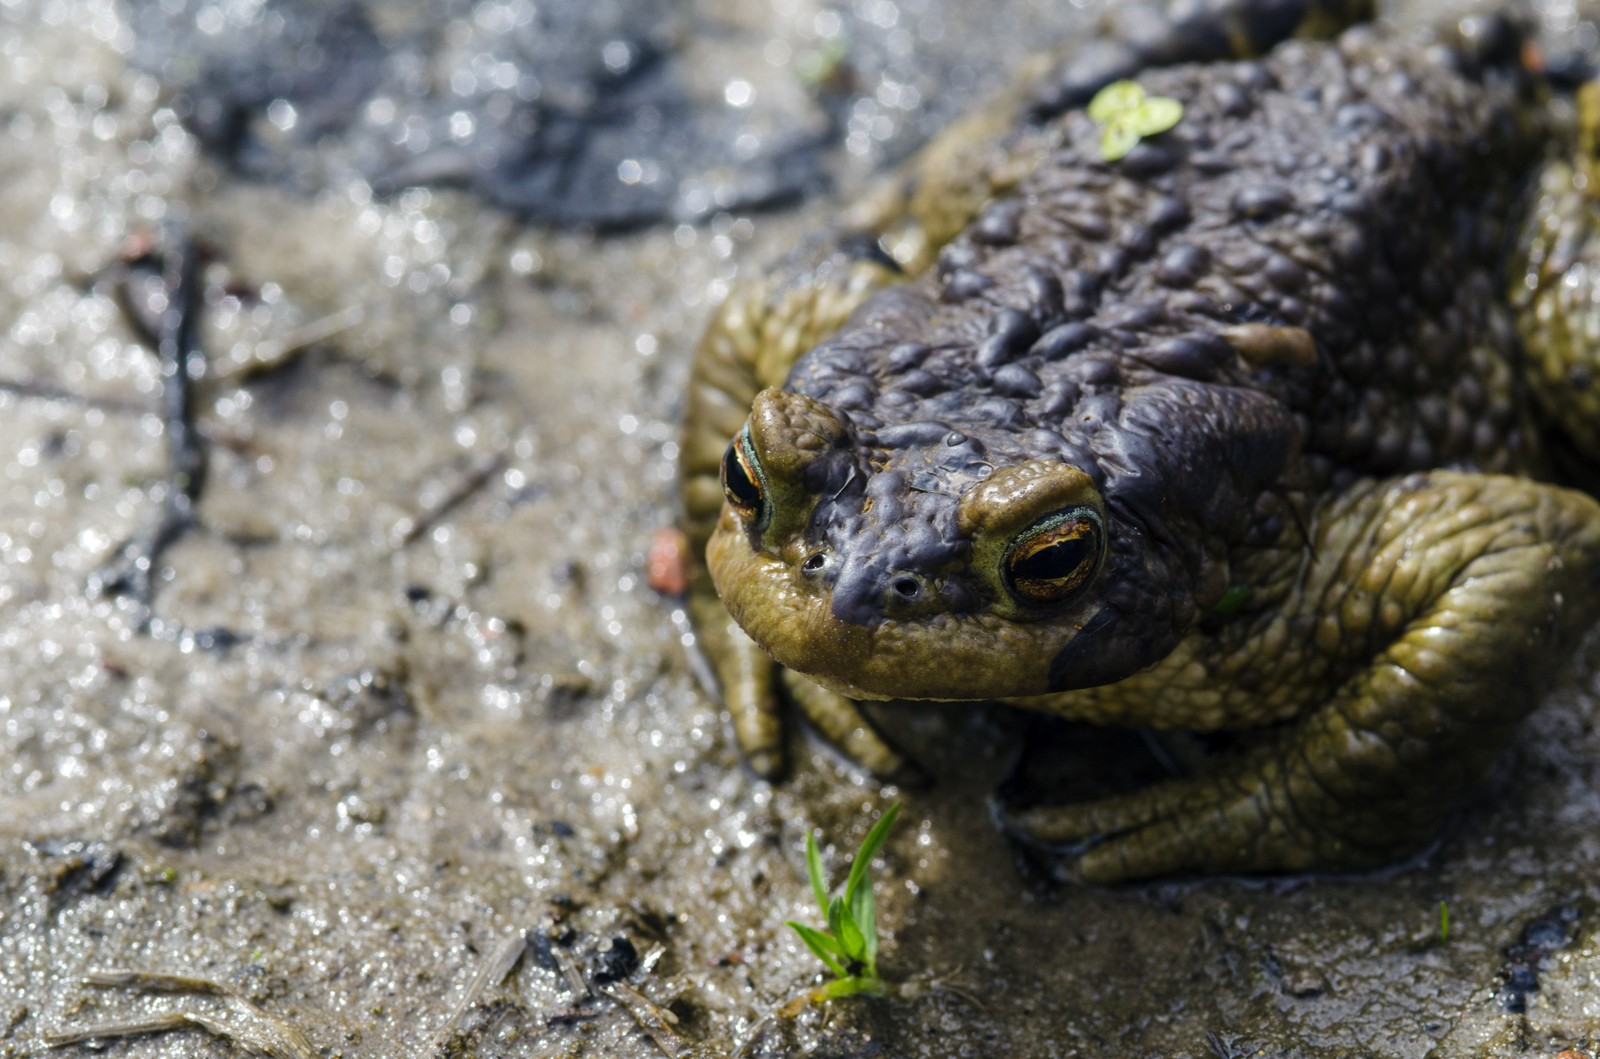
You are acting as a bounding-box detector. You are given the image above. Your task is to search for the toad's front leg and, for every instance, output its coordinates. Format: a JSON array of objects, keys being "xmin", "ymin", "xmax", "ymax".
[{"xmin": 1006, "ymin": 472, "xmax": 1600, "ymax": 882}]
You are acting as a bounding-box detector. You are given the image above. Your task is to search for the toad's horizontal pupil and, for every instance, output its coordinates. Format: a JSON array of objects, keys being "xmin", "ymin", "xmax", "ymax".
[
  {"xmin": 723, "ymin": 441, "xmax": 762, "ymax": 510},
  {"xmin": 1014, "ymin": 534, "xmax": 1090, "ymax": 580}
]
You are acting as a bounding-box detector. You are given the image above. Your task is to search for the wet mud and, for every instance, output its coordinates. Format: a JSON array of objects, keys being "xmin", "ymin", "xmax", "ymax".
[{"xmin": 2, "ymin": 1, "xmax": 1600, "ymax": 1056}]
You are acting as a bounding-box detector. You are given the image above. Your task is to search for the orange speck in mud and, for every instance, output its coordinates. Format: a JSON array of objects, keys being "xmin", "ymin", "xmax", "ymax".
[
  {"xmin": 647, "ymin": 526, "xmax": 690, "ymax": 596},
  {"xmin": 1521, "ymin": 39, "xmax": 1545, "ymax": 76}
]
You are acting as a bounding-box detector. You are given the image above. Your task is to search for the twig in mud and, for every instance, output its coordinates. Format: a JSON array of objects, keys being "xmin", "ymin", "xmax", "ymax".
[
  {"xmin": 43, "ymin": 968, "xmax": 317, "ymax": 1059},
  {"xmin": 604, "ymin": 982, "xmax": 687, "ymax": 1058},
  {"xmin": 732, "ymin": 1014, "xmax": 778, "ymax": 1059},
  {"xmin": 390, "ymin": 452, "xmax": 508, "ymax": 550},
  {"xmin": 430, "ymin": 930, "xmax": 530, "ymax": 1051},
  {"xmin": 545, "ymin": 1007, "xmax": 601, "ymax": 1025},
  {"xmin": 44, "ymin": 1011, "xmax": 239, "ymax": 1048},
  {"xmin": 85, "ymin": 232, "xmax": 225, "ymax": 643},
  {"xmin": 0, "ymin": 375, "xmax": 148, "ymax": 414},
  {"xmin": 669, "ymin": 605, "xmax": 721, "ymax": 702},
  {"xmin": 552, "ymin": 944, "xmax": 593, "ymax": 998},
  {"xmin": 82, "ymin": 969, "xmax": 230, "ymax": 994},
  {"xmin": 244, "ymin": 303, "xmax": 365, "ymax": 377}
]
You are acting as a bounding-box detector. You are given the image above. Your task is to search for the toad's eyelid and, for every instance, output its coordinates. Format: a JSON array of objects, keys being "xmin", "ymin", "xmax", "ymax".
[{"xmin": 721, "ymin": 425, "xmax": 768, "ymax": 527}]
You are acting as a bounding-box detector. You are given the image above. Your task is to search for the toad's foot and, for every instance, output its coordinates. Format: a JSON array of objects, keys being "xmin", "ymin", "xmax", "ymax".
[
  {"xmin": 1001, "ymin": 735, "xmax": 1437, "ymax": 884},
  {"xmin": 780, "ymin": 668, "xmax": 927, "ymax": 786}
]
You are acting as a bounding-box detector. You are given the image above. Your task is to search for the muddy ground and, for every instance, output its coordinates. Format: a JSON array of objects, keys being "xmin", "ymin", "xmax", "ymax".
[{"xmin": 2, "ymin": 0, "xmax": 1600, "ymax": 1056}]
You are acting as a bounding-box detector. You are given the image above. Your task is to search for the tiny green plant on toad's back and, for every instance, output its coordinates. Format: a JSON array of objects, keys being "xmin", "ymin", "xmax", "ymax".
[
  {"xmin": 785, "ymin": 804, "xmax": 901, "ymax": 1006},
  {"xmin": 1088, "ymin": 79, "xmax": 1184, "ymax": 161}
]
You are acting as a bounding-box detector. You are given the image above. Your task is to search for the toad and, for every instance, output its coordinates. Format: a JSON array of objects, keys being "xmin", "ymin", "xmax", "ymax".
[{"xmin": 678, "ymin": 0, "xmax": 1600, "ymax": 881}]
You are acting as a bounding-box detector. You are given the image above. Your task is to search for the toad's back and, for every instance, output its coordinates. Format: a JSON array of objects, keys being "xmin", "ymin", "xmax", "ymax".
[{"xmin": 787, "ymin": 30, "xmax": 1543, "ymax": 532}]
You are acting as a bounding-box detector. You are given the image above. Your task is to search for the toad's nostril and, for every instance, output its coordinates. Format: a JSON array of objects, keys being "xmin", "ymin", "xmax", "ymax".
[
  {"xmin": 892, "ymin": 576, "xmax": 921, "ymax": 599},
  {"xmin": 803, "ymin": 552, "xmax": 827, "ymax": 572}
]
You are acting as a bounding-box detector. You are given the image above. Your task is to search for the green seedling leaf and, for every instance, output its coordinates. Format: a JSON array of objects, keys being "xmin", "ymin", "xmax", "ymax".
[
  {"xmin": 854, "ymin": 880, "xmax": 879, "ymax": 976},
  {"xmin": 1439, "ymin": 900, "xmax": 1450, "ymax": 943},
  {"xmin": 816, "ymin": 975, "xmax": 886, "ymax": 1002},
  {"xmin": 787, "ymin": 803, "xmax": 903, "ymax": 997},
  {"xmin": 1131, "ymin": 95, "xmax": 1183, "ymax": 136},
  {"xmin": 792, "ymin": 918, "xmax": 845, "ymax": 957},
  {"xmin": 1088, "ymin": 78, "xmax": 1183, "ymax": 161},
  {"xmin": 1087, "ymin": 79, "xmax": 1145, "ymax": 122},
  {"xmin": 848, "ymin": 864, "xmax": 875, "ymax": 943},
  {"xmin": 787, "ymin": 922, "xmax": 848, "ymax": 979},
  {"xmin": 806, "ymin": 831, "xmax": 830, "ymax": 920},
  {"xmin": 830, "ymin": 897, "xmax": 866, "ymax": 962},
  {"xmin": 843, "ymin": 804, "xmax": 901, "ymax": 913},
  {"xmin": 1100, "ymin": 121, "xmax": 1142, "ymax": 162}
]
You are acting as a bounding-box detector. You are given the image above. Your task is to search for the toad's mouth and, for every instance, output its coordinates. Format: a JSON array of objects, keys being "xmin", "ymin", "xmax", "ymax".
[{"xmin": 707, "ymin": 520, "xmax": 1079, "ymax": 702}]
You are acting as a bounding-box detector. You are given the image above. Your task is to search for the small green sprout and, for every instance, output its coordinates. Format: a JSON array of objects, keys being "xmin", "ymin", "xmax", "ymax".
[
  {"xmin": 785, "ymin": 804, "xmax": 901, "ymax": 1005},
  {"xmin": 1088, "ymin": 79, "xmax": 1184, "ymax": 161},
  {"xmin": 1439, "ymin": 900, "xmax": 1450, "ymax": 943}
]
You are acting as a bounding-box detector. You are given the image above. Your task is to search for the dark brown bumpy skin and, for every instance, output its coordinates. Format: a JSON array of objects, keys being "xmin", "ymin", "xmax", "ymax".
[{"xmin": 680, "ymin": 0, "xmax": 1600, "ymax": 881}]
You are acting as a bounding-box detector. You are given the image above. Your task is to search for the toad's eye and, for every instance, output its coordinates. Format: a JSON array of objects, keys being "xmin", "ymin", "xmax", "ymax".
[
  {"xmin": 720, "ymin": 426, "xmax": 767, "ymax": 529},
  {"xmin": 1003, "ymin": 508, "xmax": 1104, "ymax": 605}
]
